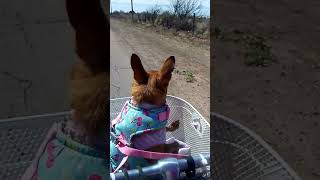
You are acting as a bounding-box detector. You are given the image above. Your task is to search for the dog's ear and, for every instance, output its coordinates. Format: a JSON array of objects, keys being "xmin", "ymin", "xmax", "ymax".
[
  {"xmin": 66, "ymin": 0, "xmax": 107, "ymax": 31},
  {"xmin": 131, "ymin": 54, "xmax": 148, "ymax": 84},
  {"xmin": 159, "ymin": 56, "xmax": 175, "ymax": 83},
  {"xmin": 66, "ymin": 0, "xmax": 108, "ymax": 73}
]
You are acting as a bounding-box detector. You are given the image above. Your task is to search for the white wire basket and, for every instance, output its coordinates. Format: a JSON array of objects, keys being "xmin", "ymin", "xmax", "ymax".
[
  {"xmin": 0, "ymin": 95, "xmax": 210, "ymax": 180},
  {"xmin": 110, "ymin": 95, "xmax": 211, "ymax": 180},
  {"xmin": 0, "ymin": 96, "xmax": 301, "ymax": 180}
]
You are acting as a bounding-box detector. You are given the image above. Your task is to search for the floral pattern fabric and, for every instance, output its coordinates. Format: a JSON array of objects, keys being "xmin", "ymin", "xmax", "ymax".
[{"xmin": 110, "ymin": 100, "xmax": 170, "ymax": 172}]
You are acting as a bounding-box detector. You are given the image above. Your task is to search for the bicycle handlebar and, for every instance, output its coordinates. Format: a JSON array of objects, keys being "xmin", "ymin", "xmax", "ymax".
[{"xmin": 110, "ymin": 153, "xmax": 210, "ymax": 180}]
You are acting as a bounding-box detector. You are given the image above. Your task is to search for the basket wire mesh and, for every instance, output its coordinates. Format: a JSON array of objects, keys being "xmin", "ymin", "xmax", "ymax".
[
  {"xmin": 110, "ymin": 95, "xmax": 211, "ymax": 179},
  {"xmin": 211, "ymin": 113, "xmax": 301, "ymax": 180},
  {"xmin": 0, "ymin": 112, "xmax": 69, "ymax": 180},
  {"xmin": 0, "ymin": 97, "xmax": 300, "ymax": 180}
]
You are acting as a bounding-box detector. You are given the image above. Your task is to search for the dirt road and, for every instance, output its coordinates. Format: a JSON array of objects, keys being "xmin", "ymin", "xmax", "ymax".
[
  {"xmin": 110, "ymin": 30, "xmax": 133, "ymax": 98},
  {"xmin": 110, "ymin": 18, "xmax": 210, "ymax": 120},
  {"xmin": 0, "ymin": 0, "xmax": 73, "ymax": 119},
  {"xmin": 213, "ymin": 0, "xmax": 320, "ymax": 179}
]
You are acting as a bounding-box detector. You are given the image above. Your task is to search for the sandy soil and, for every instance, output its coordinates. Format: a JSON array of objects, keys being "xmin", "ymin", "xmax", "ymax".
[
  {"xmin": 110, "ymin": 18, "xmax": 210, "ymax": 121},
  {"xmin": 212, "ymin": 1, "xmax": 320, "ymax": 179},
  {"xmin": 0, "ymin": 0, "xmax": 73, "ymax": 119}
]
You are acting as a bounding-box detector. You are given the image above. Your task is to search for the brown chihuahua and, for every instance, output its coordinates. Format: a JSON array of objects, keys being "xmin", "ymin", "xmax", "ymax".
[
  {"xmin": 130, "ymin": 54, "xmax": 180, "ymax": 154},
  {"xmin": 21, "ymin": 0, "xmax": 109, "ymax": 179}
]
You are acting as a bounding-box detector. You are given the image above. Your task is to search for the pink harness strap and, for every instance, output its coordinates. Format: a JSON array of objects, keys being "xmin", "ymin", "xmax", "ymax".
[
  {"xmin": 117, "ymin": 143, "xmax": 189, "ymax": 160},
  {"xmin": 112, "ymin": 134, "xmax": 189, "ymax": 173},
  {"xmin": 157, "ymin": 106, "xmax": 170, "ymax": 122},
  {"xmin": 112, "ymin": 143, "xmax": 189, "ymax": 173}
]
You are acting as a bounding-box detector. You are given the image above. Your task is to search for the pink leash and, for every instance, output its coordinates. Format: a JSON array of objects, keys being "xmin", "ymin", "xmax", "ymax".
[
  {"xmin": 112, "ymin": 134, "xmax": 189, "ymax": 173},
  {"xmin": 118, "ymin": 143, "xmax": 189, "ymax": 159}
]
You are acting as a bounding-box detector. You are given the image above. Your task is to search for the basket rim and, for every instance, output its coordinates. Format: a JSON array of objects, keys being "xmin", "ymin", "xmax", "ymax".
[
  {"xmin": 0, "ymin": 111, "xmax": 70, "ymax": 123},
  {"xmin": 211, "ymin": 112, "xmax": 302, "ymax": 180},
  {"xmin": 0, "ymin": 95, "xmax": 209, "ymax": 128},
  {"xmin": 110, "ymin": 95, "xmax": 210, "ymax": 128}
]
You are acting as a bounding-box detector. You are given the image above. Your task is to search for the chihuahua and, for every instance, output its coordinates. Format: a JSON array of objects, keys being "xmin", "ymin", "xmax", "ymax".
[
  {"xmin": 130, "ymin": 54, "xmax": 180, "ymax": 152},
  {"xmin": 21, "ymin": 0, "xmax": 109, "ymax": 179},
  {"xmin": 110, "ymin": 54, "xmax": 185, "ymax": 172}
]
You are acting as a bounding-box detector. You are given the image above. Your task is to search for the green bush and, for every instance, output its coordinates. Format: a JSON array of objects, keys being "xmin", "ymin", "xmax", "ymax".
[{"xmin": 215, "ymin": 27, "xmax": 276, "ymax": 67}]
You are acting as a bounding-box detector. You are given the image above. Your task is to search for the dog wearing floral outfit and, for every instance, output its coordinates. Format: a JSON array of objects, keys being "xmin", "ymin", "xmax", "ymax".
[
  {"xmin": 110, "ymin": 100, "xmax": 171, "ymax": 171},
  {"xmin": 110, "ymin": 54, "xmax": 190, "ymax": 173}
]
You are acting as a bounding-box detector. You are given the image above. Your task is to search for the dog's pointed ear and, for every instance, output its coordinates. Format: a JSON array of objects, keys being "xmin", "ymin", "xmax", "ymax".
[
  {"xmin": 131, "ymin": 54, "xmax": 148, "ymax": 84},
  {"xmin": 66, "ymin": 0, "xmax": 82, "ymax": 30},
  {"xmin": 66, "ymin": 0, "xmax": 107, "ymax": 30},
  {"xmin": 66, "ymin": 0, "xmax": 108, "ymax": 73},
  {"xmin": 159, "ymin": 56, "xmax": 175, "ymax": 82}
]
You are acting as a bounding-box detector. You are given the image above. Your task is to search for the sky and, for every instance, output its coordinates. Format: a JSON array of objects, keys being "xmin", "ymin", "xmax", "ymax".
[{"xmin": 111, "ymin": 0, "xmax": 210, "ymax": 17}]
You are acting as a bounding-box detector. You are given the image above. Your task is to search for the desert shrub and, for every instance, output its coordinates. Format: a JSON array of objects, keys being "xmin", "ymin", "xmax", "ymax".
[
  {"xmin": 215, "ymin": 28, "xmax": 276, "ymax": 66},
  {"xmin": 169, "ymin": 0, "xmax": 201, "ymax": 20},
  {"xmin": 111, "ymin": 3, "xmax": 210, "ymax": 39},
  {"xmin": 154, "ymin": 15, "xmax": 163, "ymax": 26},
  {"xmin": 195, "ymin": 21, "xmax": 208, "ymax": 35},
  {"xmin": 175, "ymin": 69, "xmax": 195, "ymax": 82},
  {"xmin": 155, "ymin": 11, "xmax": 175, "ymax": 29},
  {"xmin": 202, "ymin": 29, "xmax": 209, "ymax": 38},
  {"xmin": 175, "ymin": 18, "xmax": 193, "ymax": 31},
  {"xmin": 243, "ymin": 34, "xmax": 275, "ymax": 66},
  {"xmin": 138, "ymin": 11, "xmax": 153, "ymax": 23}
]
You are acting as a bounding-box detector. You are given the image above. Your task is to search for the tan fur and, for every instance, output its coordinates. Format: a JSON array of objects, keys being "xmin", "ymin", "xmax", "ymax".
[
  {"xmin": 66, "ymin": 0, "xmax": 108, "ymax": 135},
  {"xmin": 69, "ymin": 63, "xmax": 108, "ymax": 135},
  {"xmin": 130, "ymin": 54, "xmax": 180, "ymax": 153},
  {"xmin": 131, "ymin": 54, "xmax": 175, "ymax": 106}
]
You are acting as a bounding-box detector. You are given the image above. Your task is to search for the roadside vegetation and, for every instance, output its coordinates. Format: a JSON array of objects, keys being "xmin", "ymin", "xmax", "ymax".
[
  {"xmin": 174, "ymin": 69, "xmax": 195, "ymax": 83},
  {"xmin": 111, "ymin": 0, "xmax": 209, "ymax": 40},
  {"xmin": 214, "ymin": 27, "xmax": 277, "ymax": 67}
]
